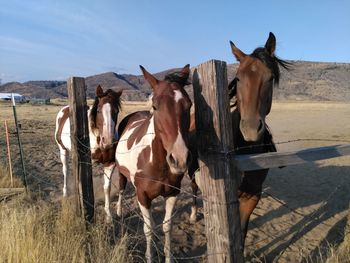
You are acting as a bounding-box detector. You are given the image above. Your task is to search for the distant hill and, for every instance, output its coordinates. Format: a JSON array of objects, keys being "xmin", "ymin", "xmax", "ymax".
[
  {"xmin": 1, "ymin": 61, "xmax": 349, "ymax": 101},
  {"xmin": 0, "ymin": 82, "xmax": 65, "ymax": 99}
]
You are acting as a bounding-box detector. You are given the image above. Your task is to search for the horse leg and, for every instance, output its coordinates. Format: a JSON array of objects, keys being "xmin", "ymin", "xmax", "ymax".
[
  {"xmin": 239, "ymin": 192, "xmax": 260, "ymax": 245},
  {"xmin": 116, "ymin": 173, "xmax": 127, "ymax": 217},
  {"xmin": 60, "ymin": 149, "xmax": 69, "ymax": 197},
  {"xmin": 190, "ymin": 179, "xmax": 198, "ymax": 223},
  {"xmin": 163, "ymin": 196, "xmax": 177, "ymax": 263},
  {"xmin": 103, "ymin": 163, "xmax": 115, "ymax": 223},
  {"xmin": 187, "ymin": 153, "xmax": 199, "ymax": 223},
  {"xmin": 138, "ymin": 200, "xmax": 154, "ymax": 263},
  {"xmin": 239, "ymin": 169, "xmax": 268, "ymax": 246}
]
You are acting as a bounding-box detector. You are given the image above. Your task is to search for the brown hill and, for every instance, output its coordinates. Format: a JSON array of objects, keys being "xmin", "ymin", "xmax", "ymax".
[
  {"xmin": 0, "ymin": 82, "xmax": 64, "ymax": 99},
  {"xmin": 0, "ymin": 61, "xmax": 349, "ymax": 101}
]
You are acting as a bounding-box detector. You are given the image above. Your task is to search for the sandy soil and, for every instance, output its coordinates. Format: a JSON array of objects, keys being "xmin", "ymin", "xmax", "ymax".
[{"xmin": 0, "ymin": 100, "xmax": 349, "ymax": 262}]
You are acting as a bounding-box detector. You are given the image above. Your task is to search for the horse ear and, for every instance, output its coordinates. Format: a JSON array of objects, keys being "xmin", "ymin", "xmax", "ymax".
[
  {"xmin": 265, "ymin": 32, "xmax": 276, "ymax": 56},
  {"xmin": 230, "ymin": 41, "xmax": 246, "ymax": 62},
  {"xmin": 140, "ymin": 65, "xmax": 159, "ymax": 88},
  {"xmin": 96, "ymin": 85, "xmax": 104, "ymax": 98},
  {"xmin": 181, "ymin": 64, "xmax": 190, "ymax": 76},
  {"xmin": 116, "ymin": 90, "xmax": 123, "ymax": 98}
]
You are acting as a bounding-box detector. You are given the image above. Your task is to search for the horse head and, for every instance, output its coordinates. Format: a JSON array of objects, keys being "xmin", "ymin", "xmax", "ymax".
[
  {"xmin": 140, "ymin": 64, "xmax": 192, "ymax": 174},
  {"xmin": 90, "ymin": 85, "xmax": 122, "ymax": 150},
  {"xmin": 229, "ymin": 32, "xmax": 290, "ymax": 142}
]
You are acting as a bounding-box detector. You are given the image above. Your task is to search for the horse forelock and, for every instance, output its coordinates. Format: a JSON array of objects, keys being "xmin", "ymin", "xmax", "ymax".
[
  {"xmin": 251, "ymin": 47, "xmax": 292, "ymax": 85},
  {"xmin": 164, "ymin": 70, "xmax": 191, "ymax": 87},
  {"xmin": 105, "ymin": 89, "xmax": 122, "ymax": 111},
  {"xmin": 90, "ymin": 89, "xmax": 122, "ymax": 130}
]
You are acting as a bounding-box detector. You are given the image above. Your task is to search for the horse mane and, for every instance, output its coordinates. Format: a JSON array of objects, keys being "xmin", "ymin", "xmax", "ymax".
[
  {"xmin": 229, "ymin": 48, "xmax": 292, "ymax": 102},
  {"xmin": 251, "ymin": 47, "xmax": 292, "ymax": 85},
  {"xmin": 90, "ymin": 89, "xmax": 122, "ymax": 129},
  {"xmin": 164, "ymin": 70, "xmax": 191, "ymax": 86}
]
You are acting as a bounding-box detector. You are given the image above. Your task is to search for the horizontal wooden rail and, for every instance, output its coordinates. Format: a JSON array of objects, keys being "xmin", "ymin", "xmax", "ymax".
[{"xmin": 234, "ymin": 144, "xmax": 350, "ymax": 172}]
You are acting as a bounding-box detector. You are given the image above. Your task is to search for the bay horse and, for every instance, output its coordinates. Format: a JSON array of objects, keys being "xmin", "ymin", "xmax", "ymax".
[
  {"xmin": 115, "ymin": 65, "xmax": 192, "ymax": 263},
  {"xmin": 188, "ymin": 32, "xmax": 291, "ymax": 247},
  {"xmin": 55, "ymin": 85, "xmax": 122, "ymax": 222}
]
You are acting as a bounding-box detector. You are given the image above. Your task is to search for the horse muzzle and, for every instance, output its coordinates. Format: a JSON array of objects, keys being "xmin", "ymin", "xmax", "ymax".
[
  {"xmin": 240, "ymin": 118, "xmax": 265, "ymax": 142},
  {"xmin": 166, "ymin": 152, "xmax": 188, "ymax": 175}
]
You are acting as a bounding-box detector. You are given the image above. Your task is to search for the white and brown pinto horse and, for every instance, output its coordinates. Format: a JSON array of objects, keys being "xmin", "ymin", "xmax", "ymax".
[
  {"xmin": 55, "ymin": 85, "xmax": 122, "ymax": 221},
  {"xmin": 115, "ymin": 65, "xmax": 192, "ymax": 263},
  {"xmin": 188, "ymin": 32, "xmax": 291, "ymax": 247}
]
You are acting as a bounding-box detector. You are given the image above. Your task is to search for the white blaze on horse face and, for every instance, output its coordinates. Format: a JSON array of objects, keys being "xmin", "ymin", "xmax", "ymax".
[
  {"xmin": 168, "ymin": 128, "xmax": 188, "ymax": 174},
  {"xmin": 174, "ymin": 89, "xmax": 183, "ymax": 103},
  {"xmin": 116, "ymin": 117, "xmax": 155, "ymax": 185},
  {"xmin": 166, "ymin": 90, "xmax": 189, "ymax": 173},
  {"xmin": 101, "ymin": 103, "xmax": 115, "ymax": 147}
]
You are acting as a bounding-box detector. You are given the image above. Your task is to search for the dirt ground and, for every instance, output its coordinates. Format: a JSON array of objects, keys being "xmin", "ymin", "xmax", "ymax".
[{"xmin": 0, "ymin": 100, "xmax": 349, "ymax": 262}]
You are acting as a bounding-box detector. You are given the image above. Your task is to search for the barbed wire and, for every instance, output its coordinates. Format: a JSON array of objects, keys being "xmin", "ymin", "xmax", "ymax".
[{"xmin": 70, "ymin": 132, "xmax": 350, "ymax": 156}]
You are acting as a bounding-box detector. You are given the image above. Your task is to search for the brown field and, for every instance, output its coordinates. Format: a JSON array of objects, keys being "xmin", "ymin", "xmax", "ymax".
[{"xmin": 0, "ymin": 100, "xmax": 349, "ymax": 262}]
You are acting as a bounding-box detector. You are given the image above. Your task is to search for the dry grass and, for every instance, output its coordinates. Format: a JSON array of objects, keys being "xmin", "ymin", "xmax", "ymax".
[
  {"xmin": 325, "ymin": 234, "xmax": 350, "ymax": 263},
  {"xmin": 0, "ymin": 200, "xmax": 132, "ymax": 263},
  {"xmin": 0, "ymin": 164, "xmax": 133, "ymax": 263},
  {"xmin": 0, "ymin": 163, "xmax": 23, "ymax": 188}
]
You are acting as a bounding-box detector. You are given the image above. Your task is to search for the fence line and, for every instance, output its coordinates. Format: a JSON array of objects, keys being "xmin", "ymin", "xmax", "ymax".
[
  {"xmin": 2, "ymin": 91, "xmax": 350, "ymax": 261},
  {"xmin": 6, "ymin": 137, "xmax": 349, "ymax": 261}
]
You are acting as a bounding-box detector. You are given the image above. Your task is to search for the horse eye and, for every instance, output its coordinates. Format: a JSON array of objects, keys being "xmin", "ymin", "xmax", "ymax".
[{"xmin": 152, "ymin": 105, "xmax": 157, "ymax": 111}]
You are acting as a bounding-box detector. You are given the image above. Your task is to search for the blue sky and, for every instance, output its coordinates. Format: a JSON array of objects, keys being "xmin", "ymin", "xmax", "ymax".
[{"xmin": 0, "ymin": 0, "xmax": 349, "ymax": 83}]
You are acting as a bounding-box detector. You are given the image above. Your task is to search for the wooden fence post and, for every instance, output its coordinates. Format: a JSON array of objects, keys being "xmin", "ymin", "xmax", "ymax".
[
  {"xmin": 192, "ymin": 60, "xmax": 243, "ymax": 262},
  {"xmin": 67, "ymin": 77, "xmax": 94, "ymax": 223}
]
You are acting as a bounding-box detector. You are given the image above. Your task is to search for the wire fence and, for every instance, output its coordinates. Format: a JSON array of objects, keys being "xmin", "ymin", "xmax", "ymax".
[{"xmin": 1, "ymin": 124, "xmax": 350, "ymax": 262}]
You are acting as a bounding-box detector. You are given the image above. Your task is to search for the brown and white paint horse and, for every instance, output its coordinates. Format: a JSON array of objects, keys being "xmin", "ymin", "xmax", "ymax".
[
  {"xmin": 115, "ymin": 65, "xmax": 192, "ymax": 263},
  {"xmin": 55, "ymin": 85, "xmax": 122, "ymax": 221},
  {"xmin": 188, "ymin": 32, "xmax": 291, "ymax": 247}
]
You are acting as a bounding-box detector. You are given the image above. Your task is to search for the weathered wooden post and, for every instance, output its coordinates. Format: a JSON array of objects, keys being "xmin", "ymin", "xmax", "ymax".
[
  {"xmin": 67, "ymin": 77, "xmax": 94, "ymax": 223},
  {"xmin": 192, "ymin": 60, "xmax": 243, "ymax": 262}
]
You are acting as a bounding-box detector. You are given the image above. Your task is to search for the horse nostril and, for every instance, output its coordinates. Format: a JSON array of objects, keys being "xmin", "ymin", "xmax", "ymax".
[
  {"xmin": 257, "ymin": 120, "xmax": 263, "ymax": 132},
  {"xmin": 168, "ymin": 154, "xmax": 177, "ymax": 166}
]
